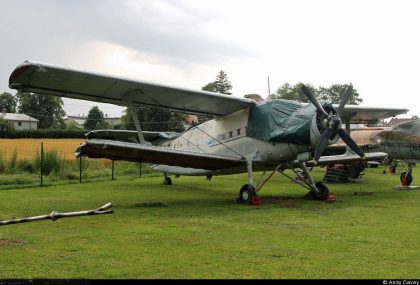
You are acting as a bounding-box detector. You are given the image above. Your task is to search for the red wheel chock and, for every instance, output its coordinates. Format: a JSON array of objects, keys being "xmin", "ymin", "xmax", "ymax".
[
  {"xmin": 401, "ymin": 176, "xmax": 407, "ymax": 186},
  {"xmin": 251, "ymin": 196, "xmax": 263, "ymax": 206},
  {"xmin": 326, "ymin": 192, "xmax": 336, "ymax": 203}
]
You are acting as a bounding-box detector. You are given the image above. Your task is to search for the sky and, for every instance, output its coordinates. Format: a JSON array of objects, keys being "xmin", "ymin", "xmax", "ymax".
[{"xmin": 0, "ymin": 0, "xmax": 419, "ymax": 119}]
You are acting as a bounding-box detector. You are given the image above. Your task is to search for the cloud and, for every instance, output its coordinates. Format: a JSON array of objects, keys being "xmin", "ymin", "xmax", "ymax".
[{"xmin": 1, "ymin": 0, "xmax": 420, "ymax": 118}]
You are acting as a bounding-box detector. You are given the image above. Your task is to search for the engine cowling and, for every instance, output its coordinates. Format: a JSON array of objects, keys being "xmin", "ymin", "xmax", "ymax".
[{"xmin": 310, "ymin": 105, "xmax": 339, "ymax": 150}]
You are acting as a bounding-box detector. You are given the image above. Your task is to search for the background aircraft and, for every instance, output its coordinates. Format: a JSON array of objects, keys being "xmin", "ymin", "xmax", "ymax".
[
  {"xmin": 325, "ymin": 120, "xmax": 420, "ymax": 182},
  {"xmin": 8, "ymin": 61, "xmax": 408, "ymax": 203}
]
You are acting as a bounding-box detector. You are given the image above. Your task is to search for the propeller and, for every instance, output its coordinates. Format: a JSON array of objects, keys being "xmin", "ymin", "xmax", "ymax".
[
  {"xmin": 300, "ymin": 84, "xmax": 365, "ymax": 164},
  {"xmin": 337, "ymin": 85, "xmax": 353, "ymax": 116}
]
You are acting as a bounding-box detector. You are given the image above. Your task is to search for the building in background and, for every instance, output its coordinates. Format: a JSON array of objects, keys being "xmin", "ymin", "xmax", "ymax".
[
  {"xmin": 64, "ymin": 115, "xmax": 122, "ymax": 129},
  {"xmin": 0, "ymin": 111, "xmax": 39, "ymax": 130}
]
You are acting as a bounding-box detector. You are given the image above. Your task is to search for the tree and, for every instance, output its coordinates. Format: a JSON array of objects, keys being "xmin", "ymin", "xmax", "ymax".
[
  {"xmin": 202, "ymin": 70, "xmax": 232, "ymax": 95},
  {"xmin": 318, "ymin": 83, "xmax": 362, "ymax": 105},
  {"xmin": 17, "ymin": 92, "xmax": 66, "ymax": 129},
  {"xmin": 270, "ymin": 82, "xmax": 316, "ymax": 102},
  {"xmin": 120, "ymin": 107, "xmax": 186, "ymax": 132},
  {"xmin": 0, "ymin": 92, "xmax": 17, "ymax": 113},
  {"xmin": 201, "ymin": 82, "xmax": 218, "ymax": 93},
  {"xmin": 0, "ymin": 117, "xmax": 14, "ymax": 132},
  {"xmin": 198, "ymin": 70, "xmax": 233, "ymax": 124},
  {"xmin": 83, "ymin": 106, "xmax": 110, "ymax": 130},
  {"xmin": 65, "ymin": 121, "xmax": 82, "ymax": 130},
  {"xmin": 270, "ymin": 82, "xmax": 363, "ymax": 105}
]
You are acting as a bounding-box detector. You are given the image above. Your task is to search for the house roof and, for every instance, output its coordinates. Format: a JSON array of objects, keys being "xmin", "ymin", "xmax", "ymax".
[{"xmin": 1, "ymin": 113, "xmax": 39, "ymax": 122}]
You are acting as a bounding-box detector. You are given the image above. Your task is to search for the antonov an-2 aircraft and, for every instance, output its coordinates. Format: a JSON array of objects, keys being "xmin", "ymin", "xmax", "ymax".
[{"xmin": 8, "ymin": 61, "xmax": 408, "ymax": 203}]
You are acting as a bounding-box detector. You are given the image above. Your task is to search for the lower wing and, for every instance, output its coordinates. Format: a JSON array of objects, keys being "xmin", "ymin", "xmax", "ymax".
[
  {"xmin": 76, "ymin": 139, "xmax": 245, "ymax": 170},
  {"xmin": 306, "ymin": 152, "xmax": 387, "ymax": 167}
]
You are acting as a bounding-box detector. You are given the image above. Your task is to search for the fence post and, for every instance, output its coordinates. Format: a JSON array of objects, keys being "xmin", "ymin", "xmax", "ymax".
[
  {"xmin": 79, "ymin": 156, "xmax": 82, "ymax": 183},
  {"xmin": 40, "ymin": 141, "xmax": 44, "ymax": 187},
  {"xmin": 139, "ymin": 162, "xmax": 142, "ymax": 177},
  {"xmin": 112, "ymin": 160, "xmax": 115, "ymax": 180}
]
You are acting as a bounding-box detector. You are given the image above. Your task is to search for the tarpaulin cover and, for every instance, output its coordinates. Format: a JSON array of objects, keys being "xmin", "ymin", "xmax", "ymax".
[{"xmin": 247, "ymin": 99, "xmax": 316, "ymax": 145}]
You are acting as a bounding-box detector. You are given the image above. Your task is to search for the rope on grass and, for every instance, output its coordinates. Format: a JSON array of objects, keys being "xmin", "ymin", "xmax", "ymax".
[{"xmin": 0, "ymin": 203, "xmax": 114, "ymax": 226}]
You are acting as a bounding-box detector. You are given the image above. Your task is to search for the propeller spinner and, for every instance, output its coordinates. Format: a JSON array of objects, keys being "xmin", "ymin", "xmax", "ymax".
[{"xmin": 300, "ymin": 84, "xmax": 365, "ymax": 164}]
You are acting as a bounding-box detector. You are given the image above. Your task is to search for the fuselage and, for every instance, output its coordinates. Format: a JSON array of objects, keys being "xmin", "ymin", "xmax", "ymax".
[
  {"xmin": 150, "ymin": 100, "xmax": 322, "ymax": 176},
  {"xmin": 376, "ymin": 119, "xmax": 420, "ymax": 163},
  {"xmin": 334, "ymin": 120, "xmax": 420, "ymax": 163}
]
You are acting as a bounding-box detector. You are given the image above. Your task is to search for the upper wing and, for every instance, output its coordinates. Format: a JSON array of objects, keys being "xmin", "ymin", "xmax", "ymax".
[
  {"xmin": 76, "ymin": 139, "xmax": 245, "ymax": 170},
  {"xmin": 337, "ymin": 105, "xmax": 408, "ymax": 123},
  {"xmin": 9, "ymin": 61, "xmax": 255, "ymax": 116}
]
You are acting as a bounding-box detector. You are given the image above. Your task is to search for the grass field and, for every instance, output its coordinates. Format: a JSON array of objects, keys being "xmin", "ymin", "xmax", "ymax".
[
  {"xmin": 0, "ymin": 139, "xmax": 84, "ymax": 160},
  {"xmin": 0, "ymin": 166, "xmax": 419, "ymax": 279}
]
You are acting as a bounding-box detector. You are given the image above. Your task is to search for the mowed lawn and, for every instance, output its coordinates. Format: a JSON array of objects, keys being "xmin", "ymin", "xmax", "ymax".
[{"xmin": 0, "ymin": 166, "xmax": 419, "ymax": 279}]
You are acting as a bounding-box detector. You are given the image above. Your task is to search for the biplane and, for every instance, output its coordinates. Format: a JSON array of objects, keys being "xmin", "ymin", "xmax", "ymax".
[{"xmin": 8, "ymin": 61, "xmax": 408, "ymax": 203}]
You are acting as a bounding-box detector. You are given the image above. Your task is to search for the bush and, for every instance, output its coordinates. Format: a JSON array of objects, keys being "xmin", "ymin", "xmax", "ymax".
[
  {"xmin": 0, "ymin": 118, "xmax": 14, "ymax": 132},
  {"xmin": 8, "ymin": 149, "xmax": 18, "ymax": 172},
  {"xmin": 17, "ymin": 159, "xmax": 36, "ymax": 173},
  {"xmin": 0, "ymin": 129, "xmax": 86, "ymax": 138},
  {"xmin": 0, "ymin": 154, "xmax": 6, "ymax": 174}
]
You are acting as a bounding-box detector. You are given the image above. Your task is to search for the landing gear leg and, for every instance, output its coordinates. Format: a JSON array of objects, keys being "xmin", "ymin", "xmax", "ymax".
[
  {"xmin": 163, "ymin": 173, "xmax": 172, "ymax": 185},
  {"xmin": 238, "ymin": 159, "xmax": 256, "ymax": 204},
  {"xmin": 278, "ymin": 162, "xmax": 331, "ymax": 201},
  {"xmin": 300, "ymin": 162, "xmax": 330, "ymax": 200}
]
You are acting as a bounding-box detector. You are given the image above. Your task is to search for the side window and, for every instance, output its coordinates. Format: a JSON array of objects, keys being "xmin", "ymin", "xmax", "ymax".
[
  {"xmin": 18, "ymin": 122, "xmax": 22, "ymax": 127},
  {"xmin": 229, "ymin": 131, "xmax": 233, "ymax": 139},
  {"xmin": 236, "ymin": 128, "xmax": 241, "ymax": 136}
]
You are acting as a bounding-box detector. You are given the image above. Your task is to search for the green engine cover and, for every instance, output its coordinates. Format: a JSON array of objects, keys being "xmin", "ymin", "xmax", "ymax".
[{"xmin": 247, "ymin": 99, "xmax": 316, "ymax": 145}]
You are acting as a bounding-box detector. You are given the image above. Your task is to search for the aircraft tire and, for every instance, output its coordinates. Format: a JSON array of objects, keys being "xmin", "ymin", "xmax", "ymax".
[
  {"xmin": 348, "ymin": 165, "xmax": 361, "ymax": 179},
  {"xmin": 313, "ymin": 182, "xmax": 330, "ymax": 200},
  {"xmin": 400, "ymin": 172, "xmax": 413, "ymax": 186},
  {"xmin": 239, "ymin": 184, "xmax": 256, "ymax": 204},
  {"xmin": 163, "ymin": 176, "xmax": 172, "ymax": 185}
]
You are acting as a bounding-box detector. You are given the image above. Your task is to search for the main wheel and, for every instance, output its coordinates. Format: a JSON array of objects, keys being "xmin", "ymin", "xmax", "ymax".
[
  {"xmin": 163, "ymin": 176, "xmax": 172, "ymax": 185},
  {"xmin": 400, "ymin": 172, "xmax": 413, "ymax": 186},
  {"xmin": 348, "ymin": 165, "xmax": 361, "ymax": 180},
  {"xmin": 311, "ymin": 182, "xmax": 330, "ymax": 200},
  {"xmin": 239, "ymin": 184, "xmax": 256, "ymax": 204}
]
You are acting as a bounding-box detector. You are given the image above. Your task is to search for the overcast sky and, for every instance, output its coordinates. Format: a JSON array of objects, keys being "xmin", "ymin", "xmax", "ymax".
[{"xmin": 0, "ymin": 0, "xmax": 419, "ymax": 119}]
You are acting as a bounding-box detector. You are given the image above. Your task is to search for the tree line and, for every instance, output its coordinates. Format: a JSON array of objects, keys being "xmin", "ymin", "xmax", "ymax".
[{"xmin": 0, "ymin": 71, "xmax": 362, "ymax": 133}]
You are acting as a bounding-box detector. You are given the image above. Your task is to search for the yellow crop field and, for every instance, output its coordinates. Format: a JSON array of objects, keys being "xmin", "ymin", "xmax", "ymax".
[{"xmin": 0, "ymin": 138, "xmax": 85, "ymax": 160}]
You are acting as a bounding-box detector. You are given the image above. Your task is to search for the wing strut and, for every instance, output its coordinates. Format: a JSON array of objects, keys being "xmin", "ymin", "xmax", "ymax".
[{"xmin": 131, "ymin": 106, "xmax": 146, "ymax": 144}]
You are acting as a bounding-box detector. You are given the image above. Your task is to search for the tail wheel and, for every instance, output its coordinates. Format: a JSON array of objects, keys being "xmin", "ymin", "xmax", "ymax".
[
  {"xmin": 163, "ymin": 176, "xmax": 172, "ymax": 185},
  {"xmin": 239, "ymin": 184, "xmax": 256, "ymax": 204}
]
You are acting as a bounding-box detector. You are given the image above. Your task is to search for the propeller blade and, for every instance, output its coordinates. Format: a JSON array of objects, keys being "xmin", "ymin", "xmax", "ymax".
[
  {"xmin": 337, "ymin": 85, "xmax": 353, "ymax": 115},
  {"xmin": 337, "ymin": 128, "xmax": 365, "ymax": 158},
  {"xmin": 313, "ymin": 128, "xmax": 334, "ymax": 164},
  {"xmin": 300, "ymin": 84, "xmax": 328, "ymax": 117}
]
